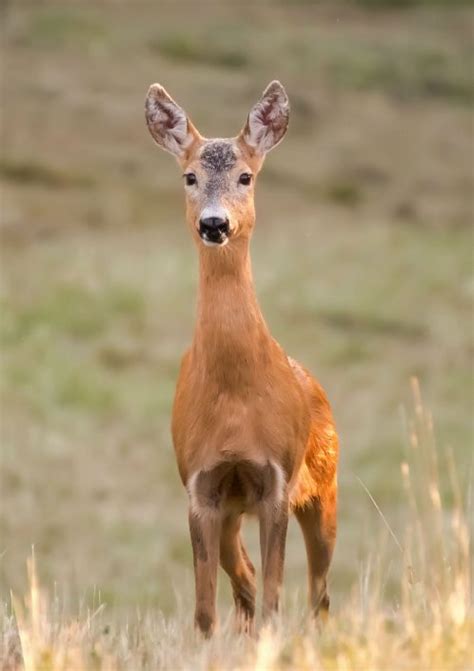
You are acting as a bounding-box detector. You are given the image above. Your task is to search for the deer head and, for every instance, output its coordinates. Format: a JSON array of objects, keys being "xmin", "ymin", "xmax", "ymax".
[{"xmin": 145, "ymin": 81, "xmax": 289, "ymax": 248}]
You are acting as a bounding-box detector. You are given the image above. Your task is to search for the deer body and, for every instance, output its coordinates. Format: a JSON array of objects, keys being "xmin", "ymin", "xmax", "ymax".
[
  {"xmin": 173, "ymin": 245, "xmax": 310, "ymax": 487},
  {"xmin": 145, "ymin": 82, "xmax": 338, "ymax": 636}
]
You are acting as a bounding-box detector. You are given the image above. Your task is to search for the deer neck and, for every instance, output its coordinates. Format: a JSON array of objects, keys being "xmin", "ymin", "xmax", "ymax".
[{"xmin": 192, "ymin": 236, "xmax": 272, "ymax": 386}]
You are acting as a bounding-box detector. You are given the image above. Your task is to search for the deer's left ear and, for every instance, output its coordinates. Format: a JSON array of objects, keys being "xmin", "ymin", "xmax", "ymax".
[
  {"xmin": 145, "ymin": 84, "xmax": 201, "ymax": 159},
  {"xmin": 239, "ymin": 80, "xmax": 290, "ymax": 156}
]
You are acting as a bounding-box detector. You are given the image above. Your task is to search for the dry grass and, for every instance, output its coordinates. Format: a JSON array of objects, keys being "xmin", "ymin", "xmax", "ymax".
[{"xmin": 2, "ymin": 382, "xmax": 472, "ymax": 670}]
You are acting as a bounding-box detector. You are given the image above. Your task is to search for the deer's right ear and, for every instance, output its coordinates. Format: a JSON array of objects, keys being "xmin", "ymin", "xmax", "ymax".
[{"xmin": 145, "ymin": 84, "xmax": 201, "ymax": 159}]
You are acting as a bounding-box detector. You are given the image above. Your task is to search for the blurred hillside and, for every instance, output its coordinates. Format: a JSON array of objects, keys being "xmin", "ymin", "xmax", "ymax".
[{"xmin": 1, "ymin": 1, "xmax": 473, "ymax": 613}]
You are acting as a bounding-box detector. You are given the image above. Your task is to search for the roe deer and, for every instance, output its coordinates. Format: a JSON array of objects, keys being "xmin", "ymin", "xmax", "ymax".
[{"xmin": 145, "ymin": 81, "xmax": 338, "ymax": 637}]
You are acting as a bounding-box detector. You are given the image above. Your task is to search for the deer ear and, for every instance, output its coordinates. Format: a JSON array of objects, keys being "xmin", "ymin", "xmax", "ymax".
[
  {"xmin": 239, "ymin": 81, "xmax": 290, "ymax": 156},
  {"xmin": 145, "ymin": 84, "xmax": 201, "ymax": 158}
]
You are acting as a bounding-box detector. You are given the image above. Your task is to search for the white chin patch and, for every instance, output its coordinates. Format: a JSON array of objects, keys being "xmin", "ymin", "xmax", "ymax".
[{"xmin": 201, "ymin": 235, "xmax": 229, "ymax": 248}]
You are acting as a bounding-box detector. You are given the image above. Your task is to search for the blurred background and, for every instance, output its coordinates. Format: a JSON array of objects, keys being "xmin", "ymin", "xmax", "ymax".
[{"xmin": 1, "ymin": 1, "xmax": 472, "ymax": 614}]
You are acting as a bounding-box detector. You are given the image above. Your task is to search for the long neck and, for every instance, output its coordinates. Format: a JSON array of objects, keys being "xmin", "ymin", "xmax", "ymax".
[{"xmin": 192, "ymin": 237, "xmax": 272, "ymax": 387}]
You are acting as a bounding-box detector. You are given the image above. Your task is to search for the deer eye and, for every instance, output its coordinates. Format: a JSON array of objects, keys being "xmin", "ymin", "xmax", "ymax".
[
  {"xmin": 238, "ymin": 173, "xmax": 252, "ymax": 186},
  {"xmin": 184, "ymin": 173, "xmax": 197, "ymax": 186}
]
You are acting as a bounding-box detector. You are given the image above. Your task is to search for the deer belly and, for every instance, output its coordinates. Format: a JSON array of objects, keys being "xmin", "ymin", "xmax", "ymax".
[
  {"xmin": 173, "ymin": 383, "xmax": 310, "ymax": 486},
  {"xmin": 187, "ymin": 459, "xmax": 285, "ymax": 516}
]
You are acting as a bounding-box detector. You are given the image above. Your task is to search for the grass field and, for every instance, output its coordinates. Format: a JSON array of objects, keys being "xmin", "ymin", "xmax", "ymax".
[
  {"xmin": 1, "ymin": 1, "xmax": 473, "ymax": 669},
  {"xmin": 3, "ymin": 386, "xmax": 471, "ymax": 669}
]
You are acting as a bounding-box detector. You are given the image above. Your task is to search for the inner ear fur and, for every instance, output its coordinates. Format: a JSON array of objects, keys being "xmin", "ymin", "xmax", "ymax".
[
  {"xmin": 239, "ymin": 80, "xmax": 290, "ymax": 157},
  {"xmin": 145, "ymin": 83, "xmax": 202, "ymax": 160}
]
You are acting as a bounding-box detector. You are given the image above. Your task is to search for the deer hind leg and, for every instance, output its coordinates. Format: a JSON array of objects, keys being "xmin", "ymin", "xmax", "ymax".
[
  {"xmin": 258, "ymin": 465, "xmax": 289, "ymax": 620},
  {"xmin": 219, "ymin": 513, "xmax": 256, "ymax": 634},
  {"xmin": 294, "ymin": 483, "xmax": 337, "ymax": 618}
]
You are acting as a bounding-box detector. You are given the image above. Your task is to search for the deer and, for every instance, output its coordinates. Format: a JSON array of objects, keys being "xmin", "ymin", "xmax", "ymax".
[{"xmin": 145, "ymin": 80, "xmax": 339, "ymax": 637}]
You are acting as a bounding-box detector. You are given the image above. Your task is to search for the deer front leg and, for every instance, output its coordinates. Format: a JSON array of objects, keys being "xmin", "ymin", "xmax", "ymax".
[
  {"xmin": 258, "ymin": 492, "xmax": 289, "ymax": 620},
  {"xmin": 189, "ymin": 509, "xmax": 221, "ymax": 637}
]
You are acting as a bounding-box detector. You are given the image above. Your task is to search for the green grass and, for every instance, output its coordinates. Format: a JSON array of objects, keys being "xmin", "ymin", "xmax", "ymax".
[
  {"xmin": 325, "ymin": 41, "xmax": 474, "ymax": 102},
  {"xmin": 1, "ymin": 285, "xmax": 145, "ymax": 343},
  {"xmin": 151, "ymin": 33, "xmax": 250, "ymax": 70},
  {"xmin": 14, "ymin": 7, "xmax": 107, "ymax": 48},
  {"xmin": 354, "ymin": 0, "xmax": 471, "ymax": 6},
  {"xmin": 0, "ymin": 159, "xmax": 95, "ymax": 189}
]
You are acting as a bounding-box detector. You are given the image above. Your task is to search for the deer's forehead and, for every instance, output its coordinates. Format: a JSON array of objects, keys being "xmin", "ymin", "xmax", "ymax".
[{"xmin": 199, "ymin": 140, "xmax": 239, "ymax": 173}]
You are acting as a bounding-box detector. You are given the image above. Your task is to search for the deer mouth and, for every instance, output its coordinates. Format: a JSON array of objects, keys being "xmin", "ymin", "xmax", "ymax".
[{"xmin": 201, "ymin": 235, "xmax": 229, "ymax": 247}]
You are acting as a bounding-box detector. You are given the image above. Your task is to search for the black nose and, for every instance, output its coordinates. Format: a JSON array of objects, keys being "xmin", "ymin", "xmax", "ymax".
[{"xmin": 199, "ymin": 217, "xmax": 230, "ymax": 243}]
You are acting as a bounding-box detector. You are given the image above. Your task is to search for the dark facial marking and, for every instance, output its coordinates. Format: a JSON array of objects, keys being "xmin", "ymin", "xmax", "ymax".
[
  {"xmin": 204, "ymin": 175, "xmax": 221, "ymax": 199},
  {"xmin": 200, "ymin": 141, "xmax": 237, "ymax": 173}
]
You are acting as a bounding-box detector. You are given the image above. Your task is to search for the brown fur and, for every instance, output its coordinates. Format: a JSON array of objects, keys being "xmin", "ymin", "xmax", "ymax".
[{"xmin": 145, "ymin": 81, "xmax": 339, "ymax": 636}]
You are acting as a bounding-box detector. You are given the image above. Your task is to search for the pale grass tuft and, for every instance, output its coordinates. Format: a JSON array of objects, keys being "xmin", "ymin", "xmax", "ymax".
[
  {"xmin": 2, "ymin": 382, "xmax": 472, "ymax": 670},
  {"xmin": 9, "ymin": 550, "xmax": 116, "ymax": 671},
  {"xmin": 254, "ymin": 625, "xmax": 280, "ymax": 671}
]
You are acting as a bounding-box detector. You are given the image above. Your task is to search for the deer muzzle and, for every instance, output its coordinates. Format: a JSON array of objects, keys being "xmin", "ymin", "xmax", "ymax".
[{"xmin": 199, "ymin": 216, "xmax": 230, "ymax": 246}]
